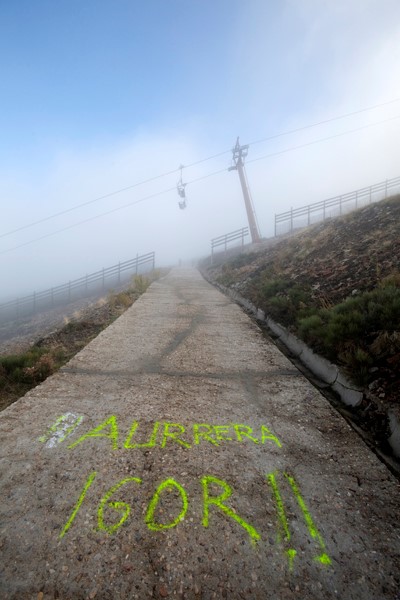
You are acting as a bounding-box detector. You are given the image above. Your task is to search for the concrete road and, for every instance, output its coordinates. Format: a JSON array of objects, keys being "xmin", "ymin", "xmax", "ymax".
[{"xmin": 1, "ymin": 268, "xmax": 399, "ymax": 599}]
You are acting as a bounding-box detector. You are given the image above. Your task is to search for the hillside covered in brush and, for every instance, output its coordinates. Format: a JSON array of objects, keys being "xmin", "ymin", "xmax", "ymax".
[{"xmin": 205, "ymin": 195, "xmax": 400, "ymax": 454}]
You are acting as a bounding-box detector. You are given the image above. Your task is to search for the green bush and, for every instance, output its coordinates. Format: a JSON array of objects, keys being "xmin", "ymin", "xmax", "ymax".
[
  {"xmin": 253, "ymin": 277, "xmax": 313, "ymax": 325},
  {"xmin": 260, "ymin": 278, "xmax": 289, "ymax": 299},
  {"xmin": 0, "ymin": 347, "xmax": 53, "ymax": 385},
  {"xmin": 297, "ymin": 285, "xmax": 400, "ymax": 382},
  {"xmin": 298, "ymin": 314, "xmax": 326, "ymax": 345}
]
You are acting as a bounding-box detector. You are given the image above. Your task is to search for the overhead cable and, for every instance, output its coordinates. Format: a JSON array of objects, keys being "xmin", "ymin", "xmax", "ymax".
[
  {"xmin": 1, "ymin": 112, "xmax": 399, "ymax": 255},
  {"xmin": 0, "ymin": 187, "xmax": 176, "ymax": 255},
  {"xmin": 247, "ymin": 97, "xmax": 400, "ymax": 147},
  {"xmin": 0, "ymin": 152, "xmax": 231, "ymax": 240},
  {"xmin": 1, "ymin": 97, "xmax": 399, "ymax": 240},
  {"xmin": 246, "ymin": 114, "xmax": 400, "ymax": 165}
]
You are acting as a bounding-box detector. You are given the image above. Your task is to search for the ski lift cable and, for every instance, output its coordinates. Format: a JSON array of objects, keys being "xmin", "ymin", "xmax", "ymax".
[
  {"xmin": 0, "ymin": 98, "xmax": 400, "ymax": 238},
  {"xmin": 246, "ymin": 114, "xmax": 400, "ymax": 166},
  {"xmin": 0, "ymin": 186, "xmax": 176, "ymax": 255},
  {"xmin": 1, "ymin": 112, "xmax": 399, "ymax": 255},
  {"xmin": 246, "ymin": 97, "xmax": 400, "ymax": 147},
  {"xmin": 1, "ymin": 97, "xmax": 398, "ymax": 239},
  {"xmin": 0, "ymin": 157, "xmax": 225, "ymax": 240}
]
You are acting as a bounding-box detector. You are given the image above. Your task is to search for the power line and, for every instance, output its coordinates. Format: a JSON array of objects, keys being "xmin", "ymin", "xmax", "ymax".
[
  {"xmin": 1, "ymin": 97, "xmax": 399, "ymax": 240},
  {"xmin": 1, "ymin": 112, "xmax": 399, "ymax": 255}
]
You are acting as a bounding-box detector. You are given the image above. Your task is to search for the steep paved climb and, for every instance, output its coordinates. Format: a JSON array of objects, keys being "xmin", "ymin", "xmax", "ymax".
[{"xmin": 1, "ymin": 268, "xmax": 399, "ymax": 599}]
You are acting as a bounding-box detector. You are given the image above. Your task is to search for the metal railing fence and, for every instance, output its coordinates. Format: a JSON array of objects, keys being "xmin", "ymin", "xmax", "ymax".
[
  {"xmin": 275, "ymin": 175, "xmax": 400, "ymax": 236},
  {"xmin": 211, "ymin": 227, "xmax": 249, "ymax": 265},
  {"xmin": 0, "ymin": 252, "xmax": 155, "ymax": 324}
]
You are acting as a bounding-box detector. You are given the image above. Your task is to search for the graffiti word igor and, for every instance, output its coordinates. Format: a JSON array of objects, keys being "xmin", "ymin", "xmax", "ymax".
[{"xmin": 60, "ymin": 470, "xmax": 331, "ymax": 570}]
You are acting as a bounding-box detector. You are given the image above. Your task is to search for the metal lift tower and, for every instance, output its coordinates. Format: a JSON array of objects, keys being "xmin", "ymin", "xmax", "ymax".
[{"xmin": 229, "ymin": 137, "xmax": 261, "ymax": 244}]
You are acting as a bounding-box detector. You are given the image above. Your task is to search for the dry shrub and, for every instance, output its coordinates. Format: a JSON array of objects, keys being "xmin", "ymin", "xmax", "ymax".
[
  {"xmin": 114, "ymin": 292, "xmax": 133, "ymax": 308},
  {"xmin": 23, "ymin": 354, "xmax": 55, "ymax": 383}
]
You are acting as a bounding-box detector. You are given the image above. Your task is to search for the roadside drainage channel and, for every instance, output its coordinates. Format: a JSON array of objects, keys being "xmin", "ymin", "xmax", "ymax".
[{"xmin": 203, "ymin": 275, "xmax": 400, "ymax": 473}]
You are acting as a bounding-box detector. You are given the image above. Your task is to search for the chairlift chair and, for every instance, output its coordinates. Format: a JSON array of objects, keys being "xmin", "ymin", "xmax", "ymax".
[{"xmin": 177, "ymin": 165, "xmax": 187, "ymax": 209}]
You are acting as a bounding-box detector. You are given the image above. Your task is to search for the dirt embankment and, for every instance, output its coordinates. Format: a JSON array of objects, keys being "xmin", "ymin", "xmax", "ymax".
[{"xmin": 203, "ymin": 195, "xmax": 400, "ymax": 460}]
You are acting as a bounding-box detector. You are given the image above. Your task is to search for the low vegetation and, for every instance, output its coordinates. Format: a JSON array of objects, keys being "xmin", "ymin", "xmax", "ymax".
[
  {"xmin": 250, "ymin": 274, "xmax": 400, "ymax": 385},
  {"xmin": 0, "ymin": 274, "xmax": 154, "ymax": 411},
  {"xmin": 313, "ymin": 289, "xmax": 398, "ymax": 380},
  {"xmin": 205, "ymin": 195, "xmax": 400, "ymax": 424}
]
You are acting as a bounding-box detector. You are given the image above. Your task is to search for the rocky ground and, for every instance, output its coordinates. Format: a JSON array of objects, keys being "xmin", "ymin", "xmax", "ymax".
[{"xmin": 207, "ymin": 195, "xmax": 399, "ymax": 306}]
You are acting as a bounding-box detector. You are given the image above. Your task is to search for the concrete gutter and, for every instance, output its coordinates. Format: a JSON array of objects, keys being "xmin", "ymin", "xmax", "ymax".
[
  {"xmin": 204, "ymin": 279, "xmax": 400, "ymax": 460},
  {"xmin": 388, "ymin": 411, "xmax": 400, "ymax": 459},
  {"xmin": 209, "ymin": 282, "xmax": 363, "ymax": 408}
]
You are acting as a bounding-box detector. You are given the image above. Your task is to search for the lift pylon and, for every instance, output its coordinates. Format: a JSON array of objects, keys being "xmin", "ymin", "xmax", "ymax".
[{"xmin": 229, "ymin": 137, "xmax": 261, "ymax": 243}]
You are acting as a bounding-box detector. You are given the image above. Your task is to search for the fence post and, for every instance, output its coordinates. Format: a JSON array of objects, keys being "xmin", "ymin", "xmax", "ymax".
[{"xmin": 274, "ymin": 175, "xmax": 397, "ymax": 237}]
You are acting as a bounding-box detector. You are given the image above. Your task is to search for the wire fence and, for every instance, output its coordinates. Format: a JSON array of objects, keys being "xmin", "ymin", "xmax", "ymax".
[
  {"xmin": 0, "ymin": 252, "xmax": 155, "ymax": 324},
  {"xmin": 274, "ymin": 175, "xmax": 400, "ymax": 236}
]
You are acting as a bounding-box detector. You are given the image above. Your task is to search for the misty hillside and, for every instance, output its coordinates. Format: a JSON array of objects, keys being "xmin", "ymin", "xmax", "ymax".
[
  {"xmin": 204, "ymin": 194, "xmax": 400, "ymax": 457},
  {"xmin": 208, "ymin": 194, "xmax": 400, "ymax": 304}
]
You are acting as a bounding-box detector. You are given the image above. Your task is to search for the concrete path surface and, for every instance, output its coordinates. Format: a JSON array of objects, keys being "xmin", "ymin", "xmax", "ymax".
[{"xmin": 1, "ymin": 268, "xmax": 399, "ymax": 599}]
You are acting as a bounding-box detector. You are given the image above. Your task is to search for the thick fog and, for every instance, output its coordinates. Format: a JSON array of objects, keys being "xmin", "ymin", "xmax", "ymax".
[{"xmin": 1, "ymin": 0, "xmax": 400, "ymax": 300}]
